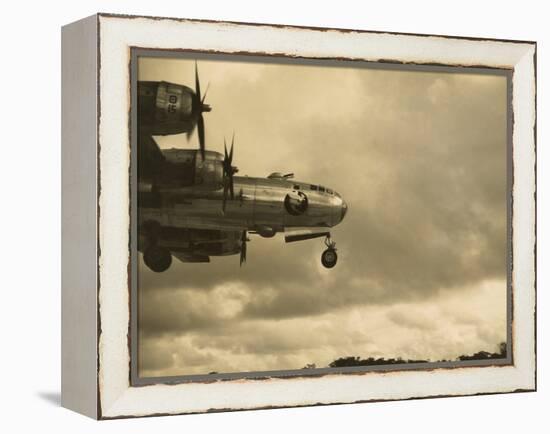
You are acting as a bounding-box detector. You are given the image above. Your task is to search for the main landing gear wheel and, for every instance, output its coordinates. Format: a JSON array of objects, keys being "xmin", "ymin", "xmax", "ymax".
[
  {"xmin": 143, "ymin": 245, "xmax": 172, "ymax": 273},
  {"xmin": 321, "ymin": 235, "xmax": 338, "ymax": 268},
  {"xmin": 321, "ymin": 248, "xmax": 338, "ymax": 268}
]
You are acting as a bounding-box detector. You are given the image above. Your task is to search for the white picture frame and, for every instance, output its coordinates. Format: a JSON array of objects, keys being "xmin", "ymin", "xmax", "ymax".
[{"xmin": 61, "ymin": 13, "xmax": 536, "ymax": 419}]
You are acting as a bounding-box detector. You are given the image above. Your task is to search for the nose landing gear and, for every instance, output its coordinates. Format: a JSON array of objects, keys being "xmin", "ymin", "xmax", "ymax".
[{"xmin": 321, "ymin": 235, "xmax": 338, "ymax": 268}]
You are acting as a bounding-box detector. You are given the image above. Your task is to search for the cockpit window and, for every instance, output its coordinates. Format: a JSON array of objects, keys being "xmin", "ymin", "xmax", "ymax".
[
  {"xmin": 310, "ymin": 185, "xmax": 318, "ymax": 191},
  {"xmin": 319, "ymin": 186, "xmax": 326, "ymax": 192}
]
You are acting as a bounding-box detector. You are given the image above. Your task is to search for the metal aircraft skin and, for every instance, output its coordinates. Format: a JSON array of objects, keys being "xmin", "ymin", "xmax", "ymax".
[{"xmin": 137, "ymin": 65, "xmax": 348, "ymax": 272}]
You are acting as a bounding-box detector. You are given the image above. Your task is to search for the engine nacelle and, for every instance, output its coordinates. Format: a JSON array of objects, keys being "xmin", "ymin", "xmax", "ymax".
[
  {"xmin": 194, "ymin": 151, "xmax": 225, "ymax": 188},
  {"xmin": 138, "ymin": 81, "xmax": 197, "ymax": 135},
  {"xmin": 159, "ymin": 149, "xmax": 224, "ymax": 190}
]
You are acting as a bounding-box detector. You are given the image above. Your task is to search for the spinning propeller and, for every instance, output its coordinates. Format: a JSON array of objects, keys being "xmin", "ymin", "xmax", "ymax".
[
  {"xmin": 240, "ymin": 230, "xmax": 249, "ymax": 266},
  {"xmin": 189, "ymin": 61, "xmax": 211, "ymax": 160},
  {"xmin": 222, "ymin": 134, "xmax": 239, "ymax": 213}
]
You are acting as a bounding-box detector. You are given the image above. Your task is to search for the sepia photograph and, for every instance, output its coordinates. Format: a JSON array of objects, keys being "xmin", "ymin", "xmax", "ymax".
[{"xmin": 133, "ymin": 53, "xmax": 511, "ymax": 380}]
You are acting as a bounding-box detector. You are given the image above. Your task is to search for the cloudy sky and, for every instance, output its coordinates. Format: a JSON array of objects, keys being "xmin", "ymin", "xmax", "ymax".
[{"xmin": 137, "ymin": 55, "xmax": 509, "ymax": 377}]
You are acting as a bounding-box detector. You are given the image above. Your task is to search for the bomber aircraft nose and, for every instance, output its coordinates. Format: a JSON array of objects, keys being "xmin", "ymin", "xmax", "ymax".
[{"xmin": 341, "ymin": 200, "xmax": 348, "ymax": 221}]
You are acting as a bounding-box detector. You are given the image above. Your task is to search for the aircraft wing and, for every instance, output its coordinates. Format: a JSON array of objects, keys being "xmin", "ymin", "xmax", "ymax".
[
  {"xmin": 138, "ymin": 133, "xmax": 166, "ymax": 180},
  {"xmin": 284, "ymin": 227, "xmax": 330, "ymax": 243}
]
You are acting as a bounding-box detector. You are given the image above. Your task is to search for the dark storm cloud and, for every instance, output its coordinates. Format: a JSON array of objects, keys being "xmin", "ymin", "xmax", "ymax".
[
  {"xmin": 137, "ymin": 58, "xmax": 508, "ymax": 374},
  {"xmin": 138, "ymin": 279, "xmax": 506, "ymax": 376}
]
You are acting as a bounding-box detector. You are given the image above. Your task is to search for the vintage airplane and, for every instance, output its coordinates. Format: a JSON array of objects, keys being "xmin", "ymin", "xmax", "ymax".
[
  {"xmin": 138, "ymin": 62, "xmax": 211, "ymax": 159},
  {"xmin": 138, "ymin": 136, "xmax": 348, "ymax": 272},
  {"xmin": 137, "ymin": 65, "xmax": 348, "ymax": 273}
]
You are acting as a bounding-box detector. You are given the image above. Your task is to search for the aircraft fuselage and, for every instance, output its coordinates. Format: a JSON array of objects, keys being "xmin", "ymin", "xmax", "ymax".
[{"xmin": 139, "ymin": 175, "xmax": 347, "ymax": 234}]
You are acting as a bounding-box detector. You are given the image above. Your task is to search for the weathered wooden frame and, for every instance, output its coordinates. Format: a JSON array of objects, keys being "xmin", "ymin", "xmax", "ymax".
[{"xmin": 61, "ymin": 13, "xmax": 536, "ymax": 419}]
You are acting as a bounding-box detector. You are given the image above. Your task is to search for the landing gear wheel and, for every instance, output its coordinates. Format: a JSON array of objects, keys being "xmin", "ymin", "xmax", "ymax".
[
  {"xmin": 143, "ymin": 245, "xmax": 172, "ymax": 272},
  {"xmin": 321, "ymin": 248, "xmax": 338, "ymax": 268}
]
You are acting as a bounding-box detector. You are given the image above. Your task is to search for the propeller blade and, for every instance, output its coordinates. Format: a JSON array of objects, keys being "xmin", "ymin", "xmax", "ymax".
[
  {"xmin": 228, "ymin": 134, "xmax": 235, "ymax": 198},
  {"xmin": 201, "ymin": 82, "xmax": 210, "ymax": 104},
  {"xmin": 221, "ymin": 135, "xmax": 238, "ymax": 212},
  {"xmin": 195, "ymin": 61, "xmax": 201, "ymax": 102},
  {"xmin": 221, "ymin": 138, "xmax": 229, "ymax": 214},
  {"xmin": 224, "ymin": 138, "xmax": 228, "ymax": 161},
  {"xmin": 240, "ymin": 231, "xmax": 247, "ymax": 266},
  {"xmin": 186, "ymin": 123, "xmax": 196, "ymax": 140},
  {"xmin": 229, "ymin": 133, "xmax": 234, "ymax": 165},
  {"xmin": 222, "ymin": 136, "xmax": 235, "ymax": 201},
  {"xmin": 222, "ymin": 182, "xmax": 228, "ymax": 214},
  {"xmin": 229, "ymin": 135, "xmax": 234, "ymax": 199},
  {"xmin": 197, "ymin": 114, "xmax": 205, "ymax": 160}
]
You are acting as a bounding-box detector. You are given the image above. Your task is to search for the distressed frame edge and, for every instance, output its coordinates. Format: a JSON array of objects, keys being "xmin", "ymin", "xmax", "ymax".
[
  {"xmin": 95, "ymin": 14, "xmax": 537, "ymax": 419},
  {"xmin": 95, "ymin": 11, "xmax": 537, "ymax": 46},
  {"xmin": 61, "ymin": 13, "xmax": 100, "ymax": 420}
]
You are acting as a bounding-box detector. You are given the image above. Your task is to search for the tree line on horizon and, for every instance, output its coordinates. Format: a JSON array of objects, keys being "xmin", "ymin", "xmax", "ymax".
[{"xmin": 302, "ymin": 342, "xmax": 507, "ymax": 369}]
